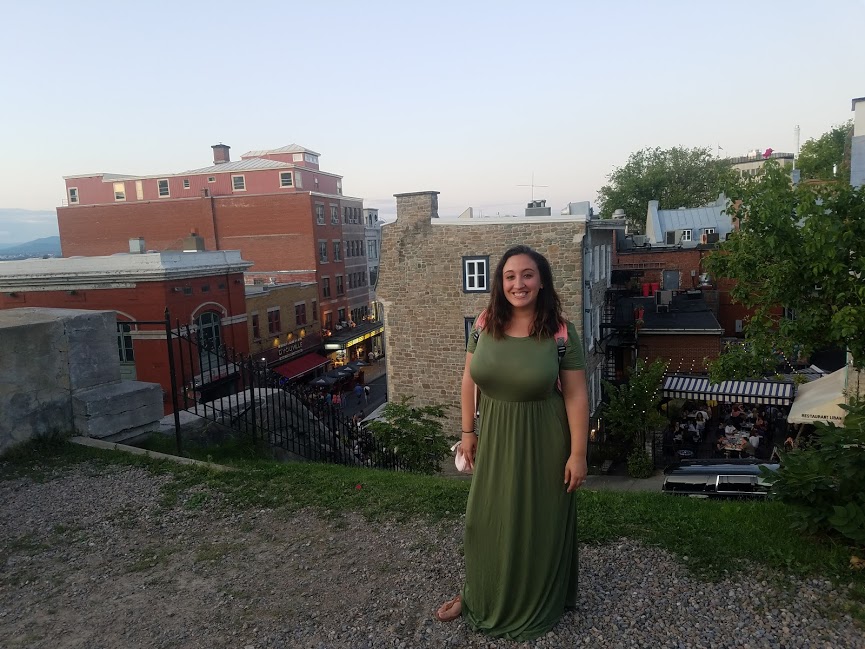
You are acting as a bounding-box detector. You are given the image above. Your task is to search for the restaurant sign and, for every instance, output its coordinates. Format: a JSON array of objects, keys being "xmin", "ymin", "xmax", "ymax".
[{"xmin": 260, "ymin": 333, "xmax": 321, "ymax": 365}]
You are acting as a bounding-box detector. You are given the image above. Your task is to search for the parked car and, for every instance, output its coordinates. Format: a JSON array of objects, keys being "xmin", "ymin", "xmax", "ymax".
[{"xmin": 662, "ymin": 459, "xmax": 779, "ymax": 498}]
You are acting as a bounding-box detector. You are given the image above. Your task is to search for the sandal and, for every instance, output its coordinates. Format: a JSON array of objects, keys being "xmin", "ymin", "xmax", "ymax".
[{"xmin": 434, "ymin": 594, "xmax": 462, "ymax": 622}]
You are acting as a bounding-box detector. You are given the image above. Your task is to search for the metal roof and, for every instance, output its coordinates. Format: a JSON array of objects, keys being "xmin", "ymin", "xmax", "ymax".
[
  {"xmin": 240, "ymin": 144, "xmax": 321, "ymax": 158},
  {"xmin": 184, "ymin": 159, "xmax": 293, "ymax": 174}
]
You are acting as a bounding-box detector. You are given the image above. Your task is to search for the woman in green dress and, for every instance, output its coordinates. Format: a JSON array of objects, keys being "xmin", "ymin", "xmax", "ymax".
[{"xmin": 435, "ymin": 245, "xmax": 589, "ymax": 641}]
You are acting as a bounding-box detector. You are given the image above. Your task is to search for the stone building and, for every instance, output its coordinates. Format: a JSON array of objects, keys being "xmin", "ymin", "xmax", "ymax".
[{"xmin": 377, "ymin": 191, "xmax": 603, "ymax": 432}]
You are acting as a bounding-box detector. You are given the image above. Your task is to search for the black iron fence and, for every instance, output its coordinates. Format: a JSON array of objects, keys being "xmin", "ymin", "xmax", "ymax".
[{"xmin": 166, "ymin": 315, "xmax": 404, "ymax": 471}]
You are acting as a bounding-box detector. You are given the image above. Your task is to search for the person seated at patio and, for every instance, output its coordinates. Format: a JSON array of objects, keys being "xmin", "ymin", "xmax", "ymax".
[
  {"xmin": 724, "ymin": 422, "xmax": 737, "ymax": 437},
  {"xmin": 754, "ymin": 413, "xmax": 767, "ymax": 433},
  {"xmin": 715, "ymin": 433, "xmax": 729, "ymax": 453},
  {"xmin": 672, "ymin": 422, "xmax": 683, "ymax": 443},
  {"xmin": 748, "ymin": 431, "xmax": 761, "ymax": 451},
  {"xmin": 740, "ymin": 435, "xmax": 756, "ymax": 457}
]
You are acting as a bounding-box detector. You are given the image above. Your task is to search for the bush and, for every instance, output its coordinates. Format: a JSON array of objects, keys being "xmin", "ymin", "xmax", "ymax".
[
  {"xmin": 764, "ymin": 400, "xmax": 865, "ymax": 544},
  {"xmin": 626, "ymin": 448, "xmax": 654, "ymax": 479},
  {"xmin": 364, "ymin": 396, "xmax": 451, "ymax": 474}
]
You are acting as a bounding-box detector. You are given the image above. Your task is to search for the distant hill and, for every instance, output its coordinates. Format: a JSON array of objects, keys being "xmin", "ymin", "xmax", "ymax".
[{"xmin": 0, "ymin": 236, "xmax": 62, "ymax": 258}]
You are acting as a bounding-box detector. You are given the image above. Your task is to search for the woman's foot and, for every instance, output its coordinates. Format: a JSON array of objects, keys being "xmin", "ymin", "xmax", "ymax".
[{"xmin": 434, "ymin": 594, "xmax": 461, "ymax": 622}]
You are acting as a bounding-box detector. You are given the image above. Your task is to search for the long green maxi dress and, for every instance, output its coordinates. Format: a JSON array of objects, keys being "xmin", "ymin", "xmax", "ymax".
[{"xmin": 462, "ymin": 321, "xmax": 585, "ymax": 641}]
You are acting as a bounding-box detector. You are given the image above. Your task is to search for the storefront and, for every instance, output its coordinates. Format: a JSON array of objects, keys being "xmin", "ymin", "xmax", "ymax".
[
  {"xmin": 260, "ymin": 333, "xmax": 328, "ymax": 382},
  {"xmin": 323, "ymin": 321, "xmax": 384, "ymax": 366}
]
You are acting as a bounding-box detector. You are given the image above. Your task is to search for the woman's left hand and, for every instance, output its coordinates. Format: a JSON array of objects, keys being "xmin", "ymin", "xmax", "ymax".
[{"xmin": 564, "ymin": 454, "xmax": 587, "ymax": 492}]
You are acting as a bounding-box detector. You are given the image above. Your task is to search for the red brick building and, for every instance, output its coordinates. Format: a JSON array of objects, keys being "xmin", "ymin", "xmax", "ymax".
[
  {"xmin": 57, "ymin": 144, "xmax": 377, "ymax": 339},
  {"xmin": 0, "ymin": 249, "xmax": 252, "ymax": 413}
]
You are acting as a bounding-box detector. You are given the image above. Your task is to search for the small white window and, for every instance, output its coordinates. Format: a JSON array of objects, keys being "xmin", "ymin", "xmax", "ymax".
[
  {"xmin": 208, "ymin": 176, "xmax": 216, "ymax": 183},
  {"xmin": 157, "ymin": 179, "xmax": 170, "ymax": 197},
  {"xmin": 232, "ymin": 175, "xmax": 246, "ymax": 191},
  {"xmin": 135, "ymin": 180, "xmax": 143, "ymax": 200},
  {"xmin": 68, "ymin": 187, "xmax": 79, "ymax": 204},
  {"xmin": 681, "ymin": 229, "xmax": 692, "ymax": 242},
  {"xmin": 280, "ymin": 171, "xmax": 293, "ymax": 187},
  {"xmin": 305, "ymin": 153, "xmax": 318, "ymax": 164},
  {"xmin": 113, "ymin": 182, "xmax": 126, "ymax": 201},
  {"xmin": 463, "ymin": 256, "xmax": 489, "ymax": 292},
  {"xmin": 295, "ymin": 171, "xmax": 303, "ymax": 188},
  {"xmin": 703, "ymin": 227, "xmax": 715, "ymax": 235},
  {"xmin": 293, "ymin": 153, "xmax": 303, "ymax": 162},
  {"xmin": 183, "ymin": 178, "xmax": 190, "ymax": 189}
]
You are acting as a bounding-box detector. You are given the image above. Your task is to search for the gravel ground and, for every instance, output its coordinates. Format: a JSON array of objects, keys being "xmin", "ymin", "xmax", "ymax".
[{"xmin": 0, "ymin": 463, "xmax": 862, "ymax": 649}]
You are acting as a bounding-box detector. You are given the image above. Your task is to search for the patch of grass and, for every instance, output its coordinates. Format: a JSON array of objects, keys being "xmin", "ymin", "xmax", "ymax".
[{"xmin": 5, "ymin": 439, "xmax": 864, "ymax": 608}]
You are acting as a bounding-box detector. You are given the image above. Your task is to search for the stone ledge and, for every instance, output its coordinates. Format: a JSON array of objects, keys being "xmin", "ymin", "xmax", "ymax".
[{"xmin": 69, "ymin": 436, "xmax": 236, "ymax": 471}]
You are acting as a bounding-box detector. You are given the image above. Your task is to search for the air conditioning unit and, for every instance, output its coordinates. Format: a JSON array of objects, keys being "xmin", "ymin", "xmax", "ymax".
[{"xmin": 632, "ymin": 234, "xmax": 649, "ymax": 247}]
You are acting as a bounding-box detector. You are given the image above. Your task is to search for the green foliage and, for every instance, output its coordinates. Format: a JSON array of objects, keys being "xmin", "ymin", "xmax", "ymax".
[
  {"xmin": 763, "ymin": 400, "xmax": 865, "ymax": 545},
  {"xmin": 707, "ymin": 336, "xmax": 778, "ymax": 383},
  {"xmin": 365, "ymin": 396, "xmax": 451, "ymax": 474},
  {"xmin": 601, "ymin": 358, "xmax": 668, "ymax": 449},
  {"xmin": 706, "ymin": 159, "xmax": 865, "ymax": 377},
  {"xmin": 626, "ymin": 448, "xmax": 654, "ymax": 479},
  {"xmin": 797, "ymin": 120, "xmax": 853, "ymax": 181},
  {"xmin": 597, "ymin": 146, "xmax": 736, "ymax": 232}
]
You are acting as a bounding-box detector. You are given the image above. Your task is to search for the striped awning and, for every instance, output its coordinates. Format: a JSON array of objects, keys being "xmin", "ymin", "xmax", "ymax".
[{"xmin": 662, "ymin": 374, "xmax": 795, "ymax": 406}]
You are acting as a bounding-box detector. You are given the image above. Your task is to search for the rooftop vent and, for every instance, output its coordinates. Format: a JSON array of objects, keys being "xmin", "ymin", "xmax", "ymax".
[
  {"xmin": 211, "ymin": 143, "xmax": 231, "ymax": 165},
  {"xmin": 129, "ymin": 238, "xmax": 146, "ymax": 254}
]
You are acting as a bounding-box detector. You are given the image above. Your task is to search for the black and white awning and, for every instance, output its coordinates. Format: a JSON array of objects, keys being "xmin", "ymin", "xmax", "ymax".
[{"xmin": 662, "ymin": 374, "xmax": 795, "ymax": 406}]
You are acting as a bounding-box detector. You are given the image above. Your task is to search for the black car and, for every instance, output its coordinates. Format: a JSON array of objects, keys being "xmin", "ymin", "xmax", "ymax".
[{"xmin": 662, "ymin": 459, "xmax": 779, "ymax": 497}]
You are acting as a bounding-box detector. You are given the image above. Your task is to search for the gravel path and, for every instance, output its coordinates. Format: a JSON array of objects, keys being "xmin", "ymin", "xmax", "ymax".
[{"xmin": 0, "ymin": 463, "xmax": 862, "ymax": 649}]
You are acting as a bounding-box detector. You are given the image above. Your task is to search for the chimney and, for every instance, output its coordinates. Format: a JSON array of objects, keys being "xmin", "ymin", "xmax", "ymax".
[
  {"xmin": 211, "ymin": 143, "xmax": 231, "ymax": 165},
  {"xmin": 851, "ymin": 97, "xmax": 865, "ymax": 188},
  {"xmin": 181, "ymin": 232, "xmax": 206, "ymax": 252},
  {"xmin": 129, "ymin": 237, "xmax": 146, "ymax": 254}
]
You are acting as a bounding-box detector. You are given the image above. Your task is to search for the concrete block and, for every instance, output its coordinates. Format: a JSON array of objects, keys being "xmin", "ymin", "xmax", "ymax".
[
  {"xmin": 64, "ymin": 310, "xmax": 121, "ymax": 390},
  {"xmin": 72, "ymin": 381, "xmax": 162, "ymax": 440}
]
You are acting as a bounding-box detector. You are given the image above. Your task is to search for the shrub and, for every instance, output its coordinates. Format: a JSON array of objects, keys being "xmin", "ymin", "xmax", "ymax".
[
  {"xmin": 626, "ymin": 448, "xmax": 654, "ymax": 479},
  {"xmin": 364, "ymin": 396, "xmax": 450, "ymax": 474},
  {"xmin": 763, "ymin": 400, "xmax": 865, "ymax": 544}
]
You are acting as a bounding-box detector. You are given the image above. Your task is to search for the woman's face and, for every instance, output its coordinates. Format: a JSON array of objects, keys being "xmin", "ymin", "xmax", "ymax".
[{"xmin": 502, "ymin": 254, "xmax": 542, "ymax": 310}]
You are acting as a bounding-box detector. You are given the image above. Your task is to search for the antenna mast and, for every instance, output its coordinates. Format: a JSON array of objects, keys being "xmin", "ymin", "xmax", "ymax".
[{"xmin": 517, "ymin": 172, "xmax": 549, "ymax": 202}]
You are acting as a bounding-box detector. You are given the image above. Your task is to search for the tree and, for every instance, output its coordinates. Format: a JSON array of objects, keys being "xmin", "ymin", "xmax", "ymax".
[
  {"xmin": 705, "ymin": 159, "xmax": 865, "ymax": 378},
  {"xmin": 597, "ymin": 146, "xmax": 736, "ymax": 232},
  {"xmin": 601, "ymin": 359, "xmax": 668, "ymax": 477},
  {"xmin": 364, "ymin": 396, "xmax": 451, "ymax": 474},
  {"xmin": 796, "ymin": 120, "xmax": 853, "ymax": 182}
]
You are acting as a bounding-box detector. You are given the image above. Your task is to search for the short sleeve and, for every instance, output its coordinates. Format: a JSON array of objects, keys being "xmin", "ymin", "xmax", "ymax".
[
  {"xmin": 466, "ymin": 324, "xmax": 479, "ymax": 353},
  {"xmin": 560, "ymin": 321, "xmax": 585, "ymax": 371}
]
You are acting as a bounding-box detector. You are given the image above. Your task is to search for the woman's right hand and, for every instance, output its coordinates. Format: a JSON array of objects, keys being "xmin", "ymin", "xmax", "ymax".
[{"xmin": 461, "ymin": 432, "xmax": 478, "ymax": 471}]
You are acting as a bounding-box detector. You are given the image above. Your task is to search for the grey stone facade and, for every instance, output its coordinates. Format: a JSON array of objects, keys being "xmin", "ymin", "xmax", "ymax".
[
  {"xmin": 377, "ymin": 191, "xmax": 589, "ymax": 432},
  {"xmin": 0, "ymin": 308, "xmax": 163, "ymax": 454}
]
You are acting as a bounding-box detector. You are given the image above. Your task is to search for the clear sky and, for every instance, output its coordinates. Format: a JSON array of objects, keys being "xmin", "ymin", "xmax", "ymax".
[{"xmin": 1, "ymin": 0, "xmax": 862, "ymax": 242}]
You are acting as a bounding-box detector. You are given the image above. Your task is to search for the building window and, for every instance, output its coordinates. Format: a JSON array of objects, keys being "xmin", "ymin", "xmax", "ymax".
[
  {"xmin": 324, "ymin": 311, "xmax": 333, "ymax": 330},
  {"xmin": 333, "ymin": 240, "xmax": 341, "ymax": 261},
  {"xmin": 295, "ymin": 171, "xmax": 302, "ymax": 188},
  {"xmin": 201, "ymin": 284, "xmax": 210, "ymax": 293},
  {"xmin": 336, "ymin": 179, "xmax": 342, "ymax": 195},
  {"xmin": 196, "ymin": 311, "xmax": 222, "ymax": 369},
  {"xmin": 338, "ymin": 307, "xmax": 346, "ymax": 323},
  {"xmin": 305, "ymin": 153, "xmax": 318, "ymax": 164},
  {"xmin": 183, "ymin": 178, "xmax": 190, "ymax": 189},
  {"xmin": 208, "ymin": 176, "xmax": 216, "ymax": 183},
  {"xmin": 267, "ymin": 308, "xmax": 281, "ymax": 335},
  {"xmin": 113, "ymin": 182, "xmax": 126, "ymax": 202},
  {"xmin": 463, "ymin": 256, "xmax": 489, "ymax": 292},
  {"xmin": 157, "ymin": 179, "xmax": 170, "ymax": 197},
  {"xmin": 232, "ymin": 175, "xmax": 246, "ymax": 191},
  {"xmin": 319, "ymin": 241, "xmax": 328, "ymax": 263},
  {"xmin": 464, "ymin": 316, "xmax": 477, "ymax": 347},
  {"xmin": 68, "ymin": 187, "xmax": 79, "ymax": 204},
  {"xmin": 251, "ymin": 313, "xmax": 260, "ymax": 339},
  {"xmin": 331, "ymin": 205, "xmax": 339, "ymax": 224},
  {"xmin": 336, "ymin": 275, "xmax": 344, "ymax": 295},
  {"xmin": 703, "ymin": 227, "xmax": 716, "ymax": 235},
  {"xmin": 370, "ymin": 267, "xmax": 378, "ymax": 287},
  {"xmin": 312, "ymin": 300, "xmax": 318, "ymax": 321},
  {"xmin": 117, "ymin": 323, "xmax": 134, "ymax": 362},
  {"xmin": 348, "ymin": 274, "xmax": 354, "ymax": 289},
  {"xmin": 343, "ymin": 207, "xmax": 349, "ymax": 223},
  {"xmin": 295, "ymin": 303, "xmax": 307, "ymax": 326},
  {"xmin": 315, "ymin": 204, "xmax": 325, "ymax": 225},
  {"xmin": 681, "ymin": 229, "xmax": 692, "ymax": 242},
  {"xmin": 322, "ymin": 277, "xmax": 331, "ymax": 298},
  {"xmin": 279, "ymin": 171, "xmax": 293, "ymax": 187}
]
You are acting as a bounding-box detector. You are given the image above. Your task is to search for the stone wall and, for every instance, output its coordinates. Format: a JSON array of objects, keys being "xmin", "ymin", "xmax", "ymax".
[
  {"xmin": 377, "ymin": 191, "xmax": 587, "ymax": 432},
  {"xmin": 0, "ymin": 308, "xmax": 163, "ymax": 454}
]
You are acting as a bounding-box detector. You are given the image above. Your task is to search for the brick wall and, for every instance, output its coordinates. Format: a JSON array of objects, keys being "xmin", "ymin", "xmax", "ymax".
[
  {"xmin": 638, "ymin": 333, "xmax": 721, "ymax": 374},
  {"xmin": 377, "ymin": 191, "xmax": 587, "ymax": 432}
]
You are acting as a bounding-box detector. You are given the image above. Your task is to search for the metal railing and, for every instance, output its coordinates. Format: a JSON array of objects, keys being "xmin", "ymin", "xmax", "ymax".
[{"xmin": 168, "ymin": 317, "xmax": 404, "ymax": 470}]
